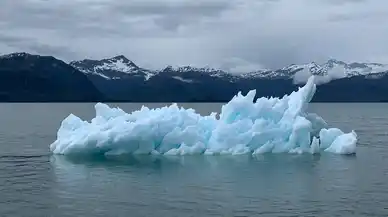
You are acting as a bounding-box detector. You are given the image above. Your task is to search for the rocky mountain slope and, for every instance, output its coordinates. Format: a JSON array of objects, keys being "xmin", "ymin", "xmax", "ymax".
[{"xmin": 0, "ymin": 53, "xmax": 104, "ymax": 102}]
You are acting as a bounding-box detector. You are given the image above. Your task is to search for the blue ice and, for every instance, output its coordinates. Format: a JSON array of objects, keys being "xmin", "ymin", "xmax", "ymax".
[{"xmin": 49, "ymin": 76, "xmax": 357, "ymax": 156}]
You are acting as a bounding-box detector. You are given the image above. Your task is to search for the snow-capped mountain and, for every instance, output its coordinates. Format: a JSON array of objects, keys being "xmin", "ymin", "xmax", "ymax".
[
  {"xmin": 282, "ymin": 59, "xmax": 388, "ymax": 78},
  {"xmin": 70, "ymin": 55, "xmax": 156, "ymax": 80},
  {"xmin": 70, "ymin": 55, "xmax": 388, "ymax": 82},
  {"xmin": 0, "ymin": 52, "xmax": 31, "ymax": 59},
  {"xmin": 2, "ymin": 52, "xmax": 388, "ymax": 102},
  {"xmin": 165, "ymin": 65, "xmax": 227, "ymax": 77}
]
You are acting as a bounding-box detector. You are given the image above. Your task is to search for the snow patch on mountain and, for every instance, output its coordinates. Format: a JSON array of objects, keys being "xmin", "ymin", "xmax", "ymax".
[
  {"xmin": 70, "ymin": 55, "xmax": 388, "ymax": 83},
  {"xmin": 0, "ymin": 52, "xmax": 30, "ymax": 59},
  {"xmin": 169, "ymin": 65, "xmax": 226, "ymax": 78},
  {"xmin": 94, "ymin": 57, "xmax": 137, "ymax": 73},
  {"xmin": 70, "ymin": 55, "xmax": 157, "ymax": 81},
  {"xmin": 294, "ymin": 64, "xmax": 347, "ymax": 85},
  {"xmin": 289, "ymin": 59, "xmax": 388, "ymax": 84},
  {"xmin": 71, "ymin": 65, "xmax": 112, "ymax": 80},
  {"xmin": 172, "ymin": 76, "xmax": 194, "ymax": 83}
]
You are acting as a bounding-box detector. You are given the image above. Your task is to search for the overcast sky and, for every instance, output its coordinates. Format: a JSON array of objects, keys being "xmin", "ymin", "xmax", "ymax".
[{"xmin": 1, "ymin": 0, "xmax": 387, "ymax": 71}]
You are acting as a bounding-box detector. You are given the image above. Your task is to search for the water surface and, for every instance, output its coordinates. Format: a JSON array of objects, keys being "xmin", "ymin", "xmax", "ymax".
[{"xmin": 0, "ymin": 103, "xmax": 387, "ymax": 216}]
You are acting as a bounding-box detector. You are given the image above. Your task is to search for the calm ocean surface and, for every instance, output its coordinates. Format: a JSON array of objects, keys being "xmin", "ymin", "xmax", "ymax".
[{"xmin": 0, "ymin": 103, "xmax": 387, "ymax": 216}]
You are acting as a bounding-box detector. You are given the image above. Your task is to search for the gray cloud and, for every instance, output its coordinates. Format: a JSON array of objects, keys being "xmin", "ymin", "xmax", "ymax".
[
  {"xmin": 0, "ymin": 32, "xmax": 76, "ymax": 59},
  {"xmin": 293, "ymin": 65, "xmax": 346, "ymax": 85},
  {"xmin": 1, "ymin": 0, "xmax": 388, "ymax": 72}
]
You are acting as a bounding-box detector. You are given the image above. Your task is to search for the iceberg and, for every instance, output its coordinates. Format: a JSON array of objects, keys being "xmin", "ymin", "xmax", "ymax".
[{"xmin": 49, "ymin": 76, "xmax": 357, "ymax": 156}]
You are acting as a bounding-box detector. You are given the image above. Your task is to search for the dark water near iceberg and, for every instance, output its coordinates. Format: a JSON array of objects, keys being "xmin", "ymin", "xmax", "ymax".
[{"xmin": 0, "ymin": 103, "xmax": 388, "ymax": 216}]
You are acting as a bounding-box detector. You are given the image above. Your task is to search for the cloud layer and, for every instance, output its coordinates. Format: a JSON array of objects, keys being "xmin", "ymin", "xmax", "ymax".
[
  {"xmin": 1, "ymin": 0, "xmax": 388, "ymax": 71},
  {"xmin": 293, "ymin": 65, "xmax": 347, "ymax": 85}
]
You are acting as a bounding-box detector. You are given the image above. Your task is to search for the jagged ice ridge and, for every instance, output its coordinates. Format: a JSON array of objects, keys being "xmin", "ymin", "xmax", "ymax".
[{"xmin": 49, "ymin": 76, "xmax": 357, "ymax": 156}]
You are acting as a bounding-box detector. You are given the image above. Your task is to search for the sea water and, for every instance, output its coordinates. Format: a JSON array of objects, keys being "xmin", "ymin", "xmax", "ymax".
[{"xmin": 0, "ymin": 103, "xmax": 387, "ymax": 216}]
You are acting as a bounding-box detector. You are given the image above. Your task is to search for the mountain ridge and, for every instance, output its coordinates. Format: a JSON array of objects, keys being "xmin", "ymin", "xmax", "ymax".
[
  {"xmin": 0, "ymin": 52, "xmax": 104, "ymax": 102},
  {"xmin": 69, "ymin": 54, "xmax": 388, "ymax": 82},
  {"xmin": 2, "ymin": 52, "xmax": 388, "ymax": 102}
]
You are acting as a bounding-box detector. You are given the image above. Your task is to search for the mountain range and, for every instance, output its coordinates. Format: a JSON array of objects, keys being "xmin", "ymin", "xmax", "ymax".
[{"xmin": 1, "ymin": 52, "xmax": 388, "ymax": 102}]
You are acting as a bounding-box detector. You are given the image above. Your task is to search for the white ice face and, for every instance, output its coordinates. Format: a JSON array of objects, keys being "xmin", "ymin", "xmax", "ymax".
[{"xmin": 50, "ymin": 76, "xmax": 357, "ymax": 156}]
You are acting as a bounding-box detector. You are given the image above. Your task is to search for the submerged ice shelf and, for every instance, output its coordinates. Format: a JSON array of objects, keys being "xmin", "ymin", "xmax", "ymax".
[{"xmin": 50, "ymin": 76, "xmax": 357, "ymax": 156}]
